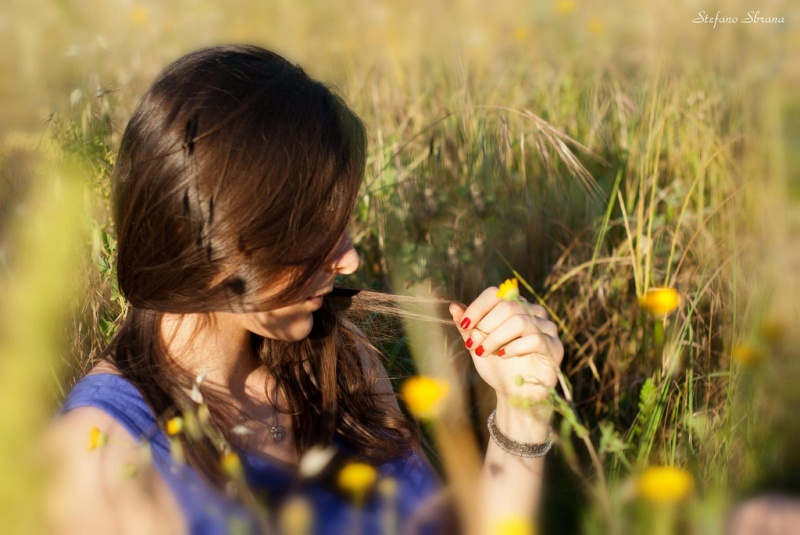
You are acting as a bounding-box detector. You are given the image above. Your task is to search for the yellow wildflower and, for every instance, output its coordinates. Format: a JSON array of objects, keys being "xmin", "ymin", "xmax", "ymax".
[
  {"xmin": 166, "ymin": 416, "xmax": 184, "ymax": 436},
  {"xmin": 637, "ymin": 466, "xmax": 693, "ymax": 503},
  {"xmin": 732, "ymin": 345, "xmax": 764, "ymax": 366},
  {"xmin": 338, "ymin": 462, "xmax": 377, "ymax": 502},
  {"xmin": 497, "ymin": 278, "xmax": 520, "ymax": 301},
  {"xmin": 759, "ymin": 319, "xmax": 786, "ymax": 343},
  {"xmin": 513, "ymin": 26, "xmax": 530, "ymax": 43},
  {"xmin": 232, "ymin": 23, "xmax": 253, "ymax": 42},
  {"xmin": 221, "ymin": 451, "xmax": 243, "ymax": 479},
  {"xmin": 587, "ymin": 17, "xmax": 605, "ymax": 36},
  {"xmin": 88, "ymin": 426, "xmax": 107, "ymax": 451},
  {"xmin": 128, "ymin": 5, "xmax": 150, "ymax": 26},
  {"xmin": 278, "ymin": 496, "xmax": 313, "ymax": 535},
  {"xmin": 554, "ymin": 0, "xmax": 575, "ymax": 15},
  {"xmin": 494, "ymin": 515, "xmax": 536, "ymax": 535},
  {"xmin": 638, "ymin": 287, "xmax": 680, "ymax": 317},
  {"xmin": 401, "ymin": 376, "xmax": 449, "ymax": 419}
]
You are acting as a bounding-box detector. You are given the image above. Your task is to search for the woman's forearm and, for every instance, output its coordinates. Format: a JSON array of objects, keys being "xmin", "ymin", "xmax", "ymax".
[{"xmin": 478, "ymin": 399, "xmax": 552, "ymax": 533}]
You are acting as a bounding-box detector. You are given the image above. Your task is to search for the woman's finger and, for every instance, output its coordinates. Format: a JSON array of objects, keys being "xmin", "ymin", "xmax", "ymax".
[
  {"xmin": 452, "ymin": 289, "xmax": 559, "ymax": 356},
  {"xmin": 491, "ymin": 332, "xmax": 560, "ymax": 362},
  {"xmin": 449, "ymin": 302, "xmax": 485, "ymax": 348},
  {"xmin": 474, "ymin": 313, "xmax": 532, "ymax": 357},
  {"xmin": 472, "ymin": 300, "xmax": 529, "ymax": 337},
  {"xmin": 456, "ymin": 286, "xmax": 502, "ymax": 333},
  {"xmin": 450, "ymin": 302, "xmax": 495, "ymax": 353},
  {"xmin": 474, "ymin": 312, "xmax": 558, "ymax": 357},
  {"xmin": 449, "ymin": 302, "xmax": 468, "ymax": 337},
  {"xmin": 477, "ymin": 317, "xmax": 561, "ymax": 359}
]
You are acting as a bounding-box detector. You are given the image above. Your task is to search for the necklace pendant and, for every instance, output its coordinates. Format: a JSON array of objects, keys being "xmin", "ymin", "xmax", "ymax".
[{"xmin": 270, "ymin": 425, "xmax": 286, "ymax": 442}]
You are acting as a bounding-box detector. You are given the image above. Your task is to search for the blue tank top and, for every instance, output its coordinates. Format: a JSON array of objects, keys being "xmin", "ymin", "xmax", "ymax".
[{"xmin": 58, "ymin": 373, "xmax": 443, "ymax": 534}]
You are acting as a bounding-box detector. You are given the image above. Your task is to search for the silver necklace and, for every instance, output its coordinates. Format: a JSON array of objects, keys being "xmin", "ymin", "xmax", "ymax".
[
  {"xmin": 232, "ymin": 412, "xmax": 288, "ymax": 443},
  {"xmin": 269, "ymin": 423, "xmax": 286, "ymax": 442}
]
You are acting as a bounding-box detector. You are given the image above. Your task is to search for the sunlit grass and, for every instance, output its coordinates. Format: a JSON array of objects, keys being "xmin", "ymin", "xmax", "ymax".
[
  {"xmin": 0, "ymin": 136, "xmax": 87, "ymax": 532},
  {"xmin": 1, "ymin": 0, "xmax": 797, "ymax": 532}
]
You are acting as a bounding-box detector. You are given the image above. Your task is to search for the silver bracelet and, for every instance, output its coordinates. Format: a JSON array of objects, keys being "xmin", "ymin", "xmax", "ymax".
[{"xmin": 487, "ymin": 409, "xmax": 554, "ymax": 458}]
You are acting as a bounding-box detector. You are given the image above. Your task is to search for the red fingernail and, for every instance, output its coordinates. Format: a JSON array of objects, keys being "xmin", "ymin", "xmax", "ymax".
[
  {"xmin": 476, "ymin": 345, "xmax": 485, "ymax": 357},
  {"xmin": 460, "ymin": 318, "xmax": 471, "ymax": 329},
  {"xmin": 497, "ymin": 348, "xmax": 506, "ymax": 357},
  {"xmin": 465, "ymin": 338, "xmax": 473, "ymax": 349}
]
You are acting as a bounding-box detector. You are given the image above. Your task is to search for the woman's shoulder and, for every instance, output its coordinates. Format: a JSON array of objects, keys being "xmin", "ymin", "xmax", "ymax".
[
  {"xmin": 48, "ymin": 401, "xmax": 140, "ymax": 454},
  {"xmin": 46, "ymin": 404, "xmax": 157, "ymax": 486},
  {"xmin": 45, "ymin": 391, "xmax": 186, "ymax": 533},
  {"xmin": 58, "ymin": 363, "xmax": 163, "ymax": 444},
  {"xmin": 52, "ymin": 361, "xmax": 167, "ymax": 469},
  {"xmin": 51, "ymin": 364, "xmax": 262, "ymax": 534}
]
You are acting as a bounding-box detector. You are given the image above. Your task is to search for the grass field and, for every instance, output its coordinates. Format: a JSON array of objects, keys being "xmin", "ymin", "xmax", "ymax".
[{"xmin": 1, "ymin": 0, "xmax": 798, "ymax": 533}]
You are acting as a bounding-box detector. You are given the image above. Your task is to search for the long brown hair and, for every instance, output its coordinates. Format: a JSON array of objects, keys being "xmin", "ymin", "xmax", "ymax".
[{"xmin": 103, "ymin": 45, "xmax": 442, "ymax": 492}]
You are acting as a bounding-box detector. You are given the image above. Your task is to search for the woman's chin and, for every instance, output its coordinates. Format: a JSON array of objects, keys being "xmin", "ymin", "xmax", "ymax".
[
  {"xmin": 246, "ymin": 307, "xmax": 316, "ymax": 342},
  {"xmin": 274, "ymin": 316, "xmax": 314, "ymax": 342}
]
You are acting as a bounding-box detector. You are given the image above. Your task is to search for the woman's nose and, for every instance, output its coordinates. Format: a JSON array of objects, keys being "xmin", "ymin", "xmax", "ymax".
[{"xmin": 328, "ymin": 232, "xmax": 360, "ymax": 275}]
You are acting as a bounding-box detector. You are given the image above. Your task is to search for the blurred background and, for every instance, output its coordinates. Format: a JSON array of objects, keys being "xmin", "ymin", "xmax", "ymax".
[{"xmin": 1, "ymin": 0, "xmax": 798, "ymax": 532}]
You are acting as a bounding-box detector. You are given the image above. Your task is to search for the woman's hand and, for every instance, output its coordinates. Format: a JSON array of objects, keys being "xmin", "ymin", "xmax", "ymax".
[
  {"xmin": 451, "ymin": 287, "xmax": 563, "ymax": 531},
  {"xmin": 449, "ymin": 286, "xmax": 564, "ymax": 413}
]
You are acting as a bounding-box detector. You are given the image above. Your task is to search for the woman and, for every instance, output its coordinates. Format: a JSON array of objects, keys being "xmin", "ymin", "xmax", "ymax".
[{"xmin": 45, "ymin": 45, "xmax": 564, "ymax": 534}]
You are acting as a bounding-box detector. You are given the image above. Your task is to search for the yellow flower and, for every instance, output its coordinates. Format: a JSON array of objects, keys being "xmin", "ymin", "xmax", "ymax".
[
  {"xmin": 638, "ymin": 287, "xmax": 680, "ymax": 317},
  {"xmin": 128, "ymin": 5, "xmax": 150, "ymax": 26},
  {"xmin": 513, "ymin": 26, "xmax": 530, "ymax": 43},
  {"xmin": 401, "ymin": 376, "xmax": 449, "ymax": 419},
  {"xmin": 637, "ymin": 466, "xmax": 693, "ymax": 503},
  {"xmin": 166, "ymin": 416, "xmax": 184, "ymax": 436},
  {"xmin": 221, "ymin": 451, "xmax": 243, "ymax": 479},
  {"xmin": 494, "ymin": 515, "xmax": 536, "ymax": 535},
  {"xmin": 732, "ymin": 344, "xmax": 764, "ymax": 366},
  {"xmin": 587, "ymin": 17, "xmax": 605, "ymax": 36},
  {"xmin": 497, "ymin": 278, "xmax": 520, "ymax": 301},
  {"xmin": 232, "ymin": 23, "xmax": 253, "ymax": 42},
  {"xmin": 88, "ymin": 426, "xmax": 107, "ymax": 451},
  {"xmin": 759, "ymin": 319, "xmax": 786, "ymax": 343},
  {"xmin": 278, "ymin": 496, "xmax": 313, "ymax": 535},
  {"xmin": 338, "ymin": 462, "xmax": 377, "ymax": 501},
  {"xmin": 554, "ymin": 0, "xmax": 575, "ymax": 15}
]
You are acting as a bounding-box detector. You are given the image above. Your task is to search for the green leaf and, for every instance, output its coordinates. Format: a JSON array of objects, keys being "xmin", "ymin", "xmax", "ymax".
[
  {"xmin": 631, "ymin": 377, "xmax": 658, "ymax": 441},
  {"xmin": 638, "ymin": 378, "xmax": 657, "ymax": 415},
  {"xmin": 599, "ymin": 421, "xmax": 625, "ymax": 455}
]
